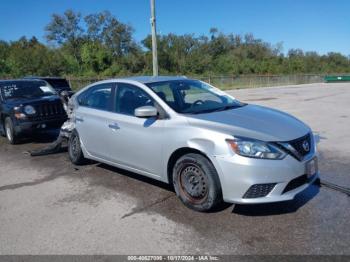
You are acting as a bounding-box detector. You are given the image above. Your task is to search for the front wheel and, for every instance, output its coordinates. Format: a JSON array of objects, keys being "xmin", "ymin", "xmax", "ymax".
[
  {"xmin": 4, "ymin": 117, "xmax": 20, "ymax": 144},
  {"xmin": 68, "ymin": 130, "xmax": 87, "ymax": 165},
  {"xmin": 173, "ymin": 153, "xmax": 223, "ymax": 212}
]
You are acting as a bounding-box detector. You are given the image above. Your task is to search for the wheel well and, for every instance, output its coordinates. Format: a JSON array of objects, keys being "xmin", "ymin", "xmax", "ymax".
[
  {"xmin": 0, "ymin": 114, "xmax": 11, "ymax": 136},
  {"xmin": 167, "ymin": 147, "xmax": 210, "ymax": 184},
  {"xmin": 0, "ymin": 114, "xmax": 7, "ymax": 130}
]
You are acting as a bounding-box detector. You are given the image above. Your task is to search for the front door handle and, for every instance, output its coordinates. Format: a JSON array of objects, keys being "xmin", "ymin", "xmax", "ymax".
[
  {"xmin": 75, "ymin": 117, "xmax": 84, "ymax": 123},
  {"xmin": 108, "ymin": 123, "xmax": 120, "ymax": 130}
]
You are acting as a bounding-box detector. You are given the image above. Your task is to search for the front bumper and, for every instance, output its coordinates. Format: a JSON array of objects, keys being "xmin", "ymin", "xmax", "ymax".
[
  {"xmin": 213, "ymin": 152, "xmax": 319, "ymax": 204},
  {"xmin": 14, "ymin": 117, "xmax": 67, "ymax": 134}
]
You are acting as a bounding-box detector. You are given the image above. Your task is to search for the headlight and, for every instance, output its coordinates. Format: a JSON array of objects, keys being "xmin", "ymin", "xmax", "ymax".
[
  {"xmin": 24, "ymin": 105, "xmax": 36, "ymax": 115},
  {"xmin": 226, "ymin": 137, "xmax": 286, "ymax": 160}
]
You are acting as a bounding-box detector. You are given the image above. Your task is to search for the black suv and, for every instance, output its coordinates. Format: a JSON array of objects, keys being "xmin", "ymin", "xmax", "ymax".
[
  {"xmin": 23, "ymin": 76, "xmax": 72, "ymax": 93},
  {"xmin": 0, "ymin": 80, "xmax": 67, "ymax": 144}
]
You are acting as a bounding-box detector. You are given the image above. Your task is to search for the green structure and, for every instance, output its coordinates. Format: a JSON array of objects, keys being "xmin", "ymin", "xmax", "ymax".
[{"xmin": 325, "ymin": 75, "xmax": 350, "ymax": 82}]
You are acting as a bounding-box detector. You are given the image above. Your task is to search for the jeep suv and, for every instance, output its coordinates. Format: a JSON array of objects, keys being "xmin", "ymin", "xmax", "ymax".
[{"xmin": 0, "ymin": 79, "xmax": 67, "ymax": 144}]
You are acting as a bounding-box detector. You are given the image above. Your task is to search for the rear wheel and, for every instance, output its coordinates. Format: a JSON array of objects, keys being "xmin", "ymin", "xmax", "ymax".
[
  {"xmin": 173, "ymin": 153, "xmax": 222, "ymax": 212},
  {"xmin": 68, "ymin": 130, "xmax": 87, "ymax": 165},
  {"xmin": 5, "ymin": 117, "xmax": 19, "ymax": 144}
]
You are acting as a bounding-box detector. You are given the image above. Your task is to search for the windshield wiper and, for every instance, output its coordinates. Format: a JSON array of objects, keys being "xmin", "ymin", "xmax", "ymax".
[
  {"xmin": 193, "ymin": 105, "xmax": 239, "ymax": 114},
  {"xmin": 215, "ymin": 104, "xmax": 241, "ymax": 112}
]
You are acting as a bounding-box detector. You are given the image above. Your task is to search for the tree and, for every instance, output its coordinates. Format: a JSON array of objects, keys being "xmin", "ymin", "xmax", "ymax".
[
  {"xmin": 4, "ymin": 37, "xmax": 63, "ymax": 77},
  {"xmin": 45, "ymin": 9, "xmax": 84, "ymax": 72},
  {"xmin": 1, "ymin": 10, "xmax": 350, "ymax": 79},
  {"xmin": 0, "ymin": 40, "xmax": 10, "ymax": 76},
  {"xmin": 81, "ymin": 41, "xmax": 112, "ymax": 74},
  {"xmin": 45, "ymin": 9, "xmax": 83, "ymax": 45},
  {"xmin": 85, "ymin": 11, "xmax": 137, "ymax": 57}
]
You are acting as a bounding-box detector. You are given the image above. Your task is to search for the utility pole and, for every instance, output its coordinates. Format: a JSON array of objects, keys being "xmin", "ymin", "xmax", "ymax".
[{"xmin": 150, "ymin": 0, "xmax": 159, "ymax": 76}]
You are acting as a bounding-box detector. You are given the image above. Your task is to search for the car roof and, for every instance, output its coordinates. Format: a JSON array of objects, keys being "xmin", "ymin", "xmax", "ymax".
[
  {"xmin": 23, "ymin": 76, "xmax": 66, "ymax": 80},
  {"xmin": 124, "ymin": 75, "xmax": 188, "ymax": 84},
  {"xmin": 0, "ymin": 79, "xmax": 45, "ymax": 83}
]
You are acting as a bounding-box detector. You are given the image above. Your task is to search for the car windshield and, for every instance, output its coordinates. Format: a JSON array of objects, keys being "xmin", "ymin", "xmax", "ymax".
[
  {"xmin": 0, "ymin": 81, "xmax": 56, "ymax": 100},
  {"xmin": 146, "ymin": 80, "xmax": 245, "ymax": 114}
]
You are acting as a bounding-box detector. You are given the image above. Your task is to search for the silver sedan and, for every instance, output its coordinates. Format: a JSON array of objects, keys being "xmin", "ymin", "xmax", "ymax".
[{"xmin": 68, "ymin": 76, "xmax": 319, "ymax": 211}]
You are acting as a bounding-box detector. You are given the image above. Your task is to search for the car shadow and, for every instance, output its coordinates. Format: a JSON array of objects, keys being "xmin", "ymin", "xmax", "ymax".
[
  {"xmin": 95, "ymin": 163, "xmax": 235, "ymax": 212},
  {"xmin": 17, "ymin": 129, "xmax": 61, "ymax": 144},
  {"xmin": 90, "ymin": 162, "xmax": 320, "ymax": 215},
  {"xmin": 143, "ymin": 117, "xmax": 157, "ymax": 127},
  {"xmin": 96, "ymin": 163, "xmax": 174, "ymax": 192},
  {"xmin": 232, "ymin": 183, "xmax": 320, "ymax": 216}
]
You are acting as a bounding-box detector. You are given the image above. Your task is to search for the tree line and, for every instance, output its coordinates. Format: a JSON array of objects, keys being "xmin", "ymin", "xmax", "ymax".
[{"xmin": 0, "ymin": 9, "xmax": 349, "ymax": 78}]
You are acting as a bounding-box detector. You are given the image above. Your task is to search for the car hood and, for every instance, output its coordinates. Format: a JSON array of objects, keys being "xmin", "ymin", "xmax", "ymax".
[
  {"xmin": 186, "ymin": 104, "xmax": 311, "ymax": 142},
  {"xmin": 5, "ymin": 95, "xmax": 61, "ymax": 106}
]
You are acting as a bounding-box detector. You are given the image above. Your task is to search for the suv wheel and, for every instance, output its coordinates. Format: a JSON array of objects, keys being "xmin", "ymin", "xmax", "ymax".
[
  {"xmin": 5, "ymin": 117, "xmax": 19, "ymax": 144},
  {"xmin": 68, "ymin": 130, "xmax": 87, "ymax": 165},
  {"xmin": 173, "ymin": 153, "xmax": 222, "ymax": 212}
]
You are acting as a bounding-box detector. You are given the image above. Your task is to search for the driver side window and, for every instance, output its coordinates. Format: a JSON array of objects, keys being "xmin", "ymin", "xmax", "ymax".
[
  {"xmin": 78, "ymin": 83, "xmax": 113, "ymax": 111},
  {"xmin": 115, "ymin": 83, "xmax": 154, "ymax": 116}
]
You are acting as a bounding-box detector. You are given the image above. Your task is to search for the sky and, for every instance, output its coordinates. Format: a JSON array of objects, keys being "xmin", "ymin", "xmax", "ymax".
[{"xmin": 0, "ymin": 0, "xmax": 349, "ymax": 55}]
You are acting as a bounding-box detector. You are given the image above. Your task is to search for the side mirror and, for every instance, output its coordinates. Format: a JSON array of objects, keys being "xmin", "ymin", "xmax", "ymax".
[{"xmin": 134, "ymin": 106, "xmax": 158, "ymax": 118}]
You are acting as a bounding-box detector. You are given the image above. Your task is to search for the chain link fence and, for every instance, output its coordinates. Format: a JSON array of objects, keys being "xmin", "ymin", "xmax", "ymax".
[
  {"xmin": 67, "ymin": 74, "xmax": 325, "ymax": 91},
  {"xmin": 197, "ymin": 74, "xmax": 324, "ymax": 90}
]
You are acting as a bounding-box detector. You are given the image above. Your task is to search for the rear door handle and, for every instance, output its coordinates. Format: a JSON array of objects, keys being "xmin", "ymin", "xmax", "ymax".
[{"xmin": 108, "ymin": 123, "xmax": 120, "ymax": 130}]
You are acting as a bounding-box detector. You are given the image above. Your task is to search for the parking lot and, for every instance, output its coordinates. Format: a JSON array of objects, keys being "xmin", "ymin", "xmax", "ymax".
[{"xmin": 0, "ymin": 82, "xmax": 349, "ymax": 255}]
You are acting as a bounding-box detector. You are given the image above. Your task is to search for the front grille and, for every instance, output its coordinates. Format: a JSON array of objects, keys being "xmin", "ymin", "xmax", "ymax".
[
  {"xmin": 282, "ymin": 175, "xmax": 308, "ymax": 194},
  {"xmin": 289, "ymin": 133, "xmax": 312, "ymax": 157},
  {"xmin": 243, "ymin": 183, "xmax": 276, "ymax": 199},
  {"xmin": 276, "ymin": 133, "xmax": 312, "ymax": 161},
  {"xmin": 31, "ymin": 102, "xmax": 66, "ymax": 120}
]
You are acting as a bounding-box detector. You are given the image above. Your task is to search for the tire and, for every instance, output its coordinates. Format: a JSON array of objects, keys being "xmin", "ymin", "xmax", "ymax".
[
  {"xmin": 4, "ymin": 117, "xmax": 19, "ymax": 144},
  {"xmin": 173, "ymin": 153, "xmax": 223, "ymax": 212},
  {"xmin": 68, "ymin": 130, "xmax": 87, "ymax": 165}
]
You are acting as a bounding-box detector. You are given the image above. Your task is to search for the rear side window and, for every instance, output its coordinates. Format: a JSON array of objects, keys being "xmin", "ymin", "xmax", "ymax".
[
  {"xmin": 45, "ymin": 79, "xmax": 70, "ymax": 88},
  {"xmin": 78, "ymin": 83, "xmax": 113, "ymax": 111},
  {"xmin": 115, "ymin": 83, "xmax": 154, "ymax": 116}
]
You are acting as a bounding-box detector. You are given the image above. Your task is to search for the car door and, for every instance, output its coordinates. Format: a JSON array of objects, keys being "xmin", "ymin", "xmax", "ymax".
[
  {"xmin": 75, "ymin": 82, "xmax": 117, "ymax": 160},
  {"xmin": 106, "ymin": 82, "xmax": 165, "ymax": 178}
]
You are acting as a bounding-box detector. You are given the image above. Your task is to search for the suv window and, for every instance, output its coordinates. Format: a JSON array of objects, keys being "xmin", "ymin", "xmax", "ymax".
[
  {"xmin": 115, "ymin": 83, "xmax": 154, "ymax": 116},
  {"xmin": 78, "ymin": 84, "xmax": 113, "ymax": 111}
]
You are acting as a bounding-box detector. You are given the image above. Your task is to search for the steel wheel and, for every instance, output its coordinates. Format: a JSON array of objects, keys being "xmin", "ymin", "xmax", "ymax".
[
  {"xmin": 173, "ymin": 153, "xmax": 223, "ymax": 211},
  {"xmin": 71, "ymin": 135, "xmax": 79, "ymax": 157},
  {"xmin": 68, "ymin": 130, "xmax": 87, "ymax": 165},
  {"xmin": 178, "ymin": 163, "xmax": 209, "ymax": 204}
]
